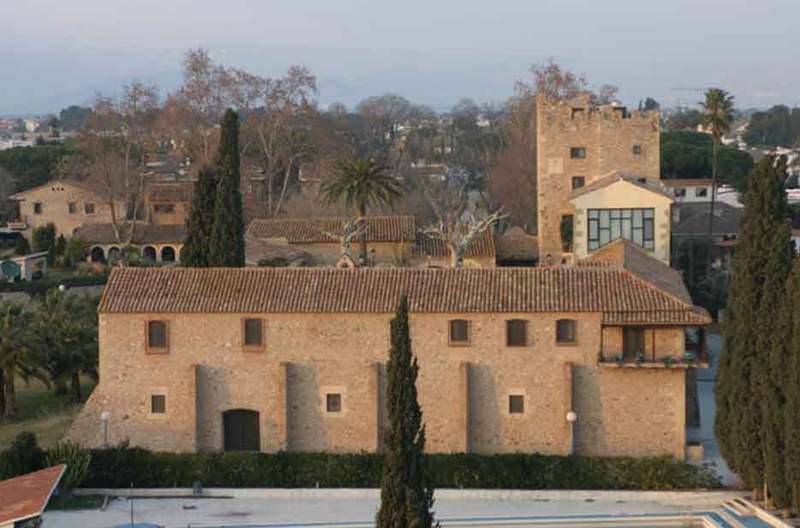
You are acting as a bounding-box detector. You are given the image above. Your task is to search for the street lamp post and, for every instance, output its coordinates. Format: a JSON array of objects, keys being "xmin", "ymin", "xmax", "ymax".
[{"xmin": 566, "ymin": 410, "xmax": 578, "ymax": 455}]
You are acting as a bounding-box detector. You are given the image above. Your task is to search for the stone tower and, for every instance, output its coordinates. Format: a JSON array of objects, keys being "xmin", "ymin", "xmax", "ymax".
[{"xmin": 535, "ymin": 93, "xmax": 661, "ymax": 260}]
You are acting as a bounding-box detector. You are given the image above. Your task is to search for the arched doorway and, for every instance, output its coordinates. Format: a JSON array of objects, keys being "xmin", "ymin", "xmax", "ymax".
[
  {"xmin": 142, "ymin": 246, "xmax": 157, "ymax": 261},
  {"xmin": 108, "ymin": 246, "xmax": 121, "ymax": 261},
  {"xmin": 223, "ymin": 409, "xmax": 260, "ymax": 452},
  {"xmin": 161, "ymin": 246, "xmax": 176, "ymax": 262},
  {"xmin": 90, "ymin": 246, "xmax": 105, "ymax": 263}
]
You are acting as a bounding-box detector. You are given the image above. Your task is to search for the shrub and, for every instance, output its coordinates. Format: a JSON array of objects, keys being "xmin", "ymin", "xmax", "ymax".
[
  {"xmin": 0, "ymin": 432, "xmax": 45, "ymax": 479},
  {"xmin": 77, "ymin": 445, "xmax": 721, "ymax": 490},
  {"xmin": 46, "ymin": 441, "xmax": 91, "ymax": 498},
  {"xmin": 14, "ymin": 235, "xmax": 30, "ymax": 256}
]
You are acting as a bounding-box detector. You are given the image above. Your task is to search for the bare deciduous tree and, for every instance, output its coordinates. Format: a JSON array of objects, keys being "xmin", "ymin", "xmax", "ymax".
[{"xmin": 422, "ymin": 180, "xmax": 506, "ymax": 268}]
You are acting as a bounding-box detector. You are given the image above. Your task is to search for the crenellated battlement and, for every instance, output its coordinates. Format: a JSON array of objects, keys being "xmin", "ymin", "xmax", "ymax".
[{"xmin": 537, "ymin": 94, "xmax": 660, "ymax": 130}]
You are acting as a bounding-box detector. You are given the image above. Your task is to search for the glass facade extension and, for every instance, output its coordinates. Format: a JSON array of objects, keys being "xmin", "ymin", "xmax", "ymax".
[{"xmin": 587, "ymin": 208, "xmax": 654, "ymax": 251}]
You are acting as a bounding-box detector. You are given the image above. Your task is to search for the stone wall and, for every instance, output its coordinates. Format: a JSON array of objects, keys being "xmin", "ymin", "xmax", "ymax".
[
  {"xmin": 536, "ymin": 95, "xmax": 661, "ymax": 259},
  {"xmin": 68, "ymin": 311, "xmax": 687, "ymax": 459}
]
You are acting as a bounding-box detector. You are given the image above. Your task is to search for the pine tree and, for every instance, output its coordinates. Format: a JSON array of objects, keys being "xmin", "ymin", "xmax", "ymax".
[
  {"xmin": 716, "ymin": 156, "xmax": 792, "ymax": 500},
  {"xmin": 182, "ymin": 164, "xmax": 217, "ymax": 267},
  {"xmin": 208, "ymin": 109, "xmax": 245, "ymax": 267},
  {"xmin": 783, "ymin": 262, "xmax": 800, "ymax": 511},
  {"xmin": 376, "ymin": 295, "xmax": 436, "ymax": 528}
]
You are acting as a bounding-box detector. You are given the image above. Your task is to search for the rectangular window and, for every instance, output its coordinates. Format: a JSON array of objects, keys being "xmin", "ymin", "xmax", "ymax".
[
  {"xmin": 33, "ymin": 202, "xmax": 43, "ymax": 214},
  {"xmin": 154, "ymin": 203, "xmax": 176, "ymax": 214},
  {"xmin": 556, "ymin": 319, "xmax": 577, "ymax": 344},
  {"xmin": 326, "ymin": 393, "xmax": 342, "ymax": 413},
  {"xmin": 146, "ymin": 320, "xmax": 168, "ymax": 352},
  {"xmin": 633, "ymin": 144, "xmax": 642, "ymax": 155},
  {"xmin": 68, "ymin": 202, "xmax": 77, "ymax": 214},
  {"xmin": 623, "ymin": 327, "xmax": 645, "ymax": 361},
  {"xmin": 509, "ymin": 394, "xmax": 525, "ymax": 414},
  {"xmin": 570, "ymin": 147, "xmax": 586, "ymax": 159},
  {"xmin": 674, "ymin": 188, "xmax": 687, "ymax": 198},
  {"xmin": 150, "ymin": 394, "xmax": 166, "ymax": 414},
  {"xmin": 449, "ymin": 319, "xmax": 470, "ymax": 345},
  {"xmin": 587, "ymin": 208, "xmax": 655, "ymax": 251},
  {"xmin": 571, "ymin": 176, "xmax": 585, "ymax": 190},
  {"xmin": 84, "ymin": 203, "xmax": 96, "ymax": 215},
  {"xmin": 695, "ymin": 187, "xmax": 708, "ymax": 198},
  {"xmin": 506, "ymin": 319, "xmax": 528, "ymax": 347},
  {"xmin": 243, "ymin": 318, "xmax": 264, "ymax": 348}
]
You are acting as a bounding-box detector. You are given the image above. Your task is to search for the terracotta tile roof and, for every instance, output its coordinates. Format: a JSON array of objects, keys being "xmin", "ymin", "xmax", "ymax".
[
  {"xmin": 583, "ymin": 239, "xmax": 692, "ymax": 305},
  {"xmin": 0, "ymin": 465, "xmax": 65, "ymax": 526},
  {"xmin": 495, "ymin": 227, "xmax": 539, "ymax": 262},
  {"xmin": 247, "ymin": 216, "xmax": 416, "ymax": 244},
  {"xmin": 569, "ymin": 171, "xmax": 674, "ymax": 201},
  {"xmin": 412, "ymin": 230, "xmax": 496, "ymax": 258},
  {"xmin": 147, "ymin": 184, "xmax": 192, "ymax": 203},
  {"xmin": 10, "ymin": 179, "xmax": 109, "ymax": 200},
  {"xmin": 75, "ymin": 223, "xmax": 186, "ymax": 245},
  {"xmin": 99, "ymin": 266, "xmax": 709, "ymax": 325},
  {"xmin": 245, "ymin": 238, "xmax": 311, "ymax": 266}
]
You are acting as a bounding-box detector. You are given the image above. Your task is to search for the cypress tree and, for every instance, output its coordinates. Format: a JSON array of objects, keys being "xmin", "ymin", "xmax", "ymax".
[
  {"xmin": 783, "ymin": 262, "xmax": 800, "ymax": 511},
  {"xmin": 208, "ymin": 108, "xmax": 245, "ymax": 267},
  {"xmin": 182, "ymin": 164, "xmax": 217, "ymax": 267},
  {"xmin": 376, "ymin": 295, "xmax": 436, "ymax": 528},
  {"xmin": 716, "ymin": 156, "xmax": 792, "ymax": 500}
]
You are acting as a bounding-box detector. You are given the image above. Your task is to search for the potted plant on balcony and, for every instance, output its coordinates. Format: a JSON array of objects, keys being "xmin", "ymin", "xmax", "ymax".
[
  {"xmin": 682, "ymin": 351, "xmax": 697, "ymax": 366},
  {"xmin": 635, "ymin": 352, "xmax": 645, "ymax": 365},
  {"xmin": 662, "ymin": 356, "xmax": 675, "ymax": 368}
]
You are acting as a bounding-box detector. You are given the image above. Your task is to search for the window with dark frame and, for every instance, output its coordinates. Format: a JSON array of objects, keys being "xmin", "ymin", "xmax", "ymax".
[
  {"xmin": 506, "ymin": 319, "xmax": 528, "ymax": 347},
  {"xmin": 147, "ymin": 320, "xmax": 168, "ymax": 350},
  {"xmin": 68, "ymin": 202, "xmax": 77, "ymax": 214},
  {"xmin": 326, "ymin": 393, "xmax": 342, "ymax": 413},
  {"xmin": 243, "ymin": 319, "xmax": 263, "ymax": 348},
  {"xmin": 556, "ymin": 319, "xmax": 577, "ymax": 344},
  {"xmin": 449, "ymin": 319, "xmax": 470, "ymax": 344},
  {"xmin": 33, "ymin": 202, "xmax": 43, "ymax": 214},
  {"xmin": 695, "ymin": 187, "xmax": 708, "ymax": 197},
  {"xmin": 151, "ymin": 394, "xmax": 166, "ymax": 414},
  {"xmin": 84, "ymin": 203, "xmax": 96, "ymax": 215},
  {"xmin": 570, "ymin": 147, "xmax": 587, "ymax": 159},
  {"xmin": 587, "ymin": 208, "xmax": 655, "ymax": 251},
  {"xmin": 509, "ymin": 394, "xmax": 525, "ymax": 414},
  {"xmin": 633, "ymin": 144, "xmax": 642, "ymax": 155},
  {"xmin": 674, "ymin": 188, "xmax": 687, "ymax": 198},
  {"xmin": 571, "ymin": 176, "xmax": 585, "ymax": 190},
  {"xmin": 154, "ymin": 203, "xmax": 176, "ymax": 214}
]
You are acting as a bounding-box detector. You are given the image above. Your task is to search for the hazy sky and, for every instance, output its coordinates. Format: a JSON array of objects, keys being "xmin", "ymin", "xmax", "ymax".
[{"xmin": 2, "ymin": 0, "xmax": 799, "ymax": 115}]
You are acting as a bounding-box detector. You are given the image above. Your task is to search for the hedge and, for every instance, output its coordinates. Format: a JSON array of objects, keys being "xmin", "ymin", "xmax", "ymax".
[
  {"xmin": 0, "ymin": 274, "xmax": 107, "ymax": 295},
  {"xmin": 77, "ymin": 446, "xmax": 721, "ymax": 490}
]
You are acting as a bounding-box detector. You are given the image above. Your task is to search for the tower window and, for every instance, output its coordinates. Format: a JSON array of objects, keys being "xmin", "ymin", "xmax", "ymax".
[{"xmin": 570, "ymin": 147, "xmax": 587, "ymax": 159}]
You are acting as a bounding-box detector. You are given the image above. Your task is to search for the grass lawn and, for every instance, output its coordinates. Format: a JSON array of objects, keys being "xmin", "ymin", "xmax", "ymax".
[{"xmin": 0, "ymin": 376, "xmax": 94, "ymax": 449}]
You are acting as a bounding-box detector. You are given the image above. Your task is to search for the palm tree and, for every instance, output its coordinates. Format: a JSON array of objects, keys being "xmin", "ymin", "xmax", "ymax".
[
  {"xmin": 0, "ymin": 303, "xmax": 41, "ymax": 420},
  {"xmin": 701, "ymin": 88, "xmax": 735, "ymax": 243},
  {"xmin": 319, "ymin": 158, "xmax": 404, "ymax": 264}
]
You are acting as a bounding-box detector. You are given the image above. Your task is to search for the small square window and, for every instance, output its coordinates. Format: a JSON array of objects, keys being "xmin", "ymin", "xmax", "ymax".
[
  {"xmin": 571, "ymin": 176, "xmax": 585, "ymax": 190},
  {"xmin": 633, "ymin": 144, "xmax": 642, "ymax": 155},
  {"xmin": 556, "ymin": 319, "xmax": 577, "ymax": 344},
  {"xmin": 151, "ymin": 394, "xmax": 166, "ymax": 414},
  {"xmin": 449, "ymin": 319, "xmax": 470, "ymax": 345},
  {"xmin": 147, "ymin": 320, "xmax": 168, "ymax": 351},
  {"xmin": 695, "ymin": 187, "xmax": 708, "ymax": 198},
  {"xmin": 509, "ymin": 394, "xmax": 525, "ymax": 414},
  {"xmin": 326, "ymin": 393, "xmax": 342, "ymax": 413},
  {"xmin": 68, "ymin": 202, "xmax": 77, "ymax": 214},
  {"xmin": 84, "ymin": 203, "xmax": 96, "ymax": 215},
  {"xmin": 506, "ymin": 319, "xmax": 528, "ymax": 347},
  {"xmin": 674, "ymin": 188, "xmax": 687, "ymax": 198},
  {"xmin": 33, "ymin": 202, "xmax": 43, "ymax": 214},
  {"xmin": 570, "ymin": 147, "xmax": 586, "ymax": 159},
  {"xmin": 243, "ymin": 318, "xmax": 263, "ymax": 348}
]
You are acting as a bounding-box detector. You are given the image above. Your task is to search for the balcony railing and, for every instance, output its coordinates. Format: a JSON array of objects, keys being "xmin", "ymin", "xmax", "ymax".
[{"xmin": 597, "ymin": 328, "xmax": 710, "ymax": 369}]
